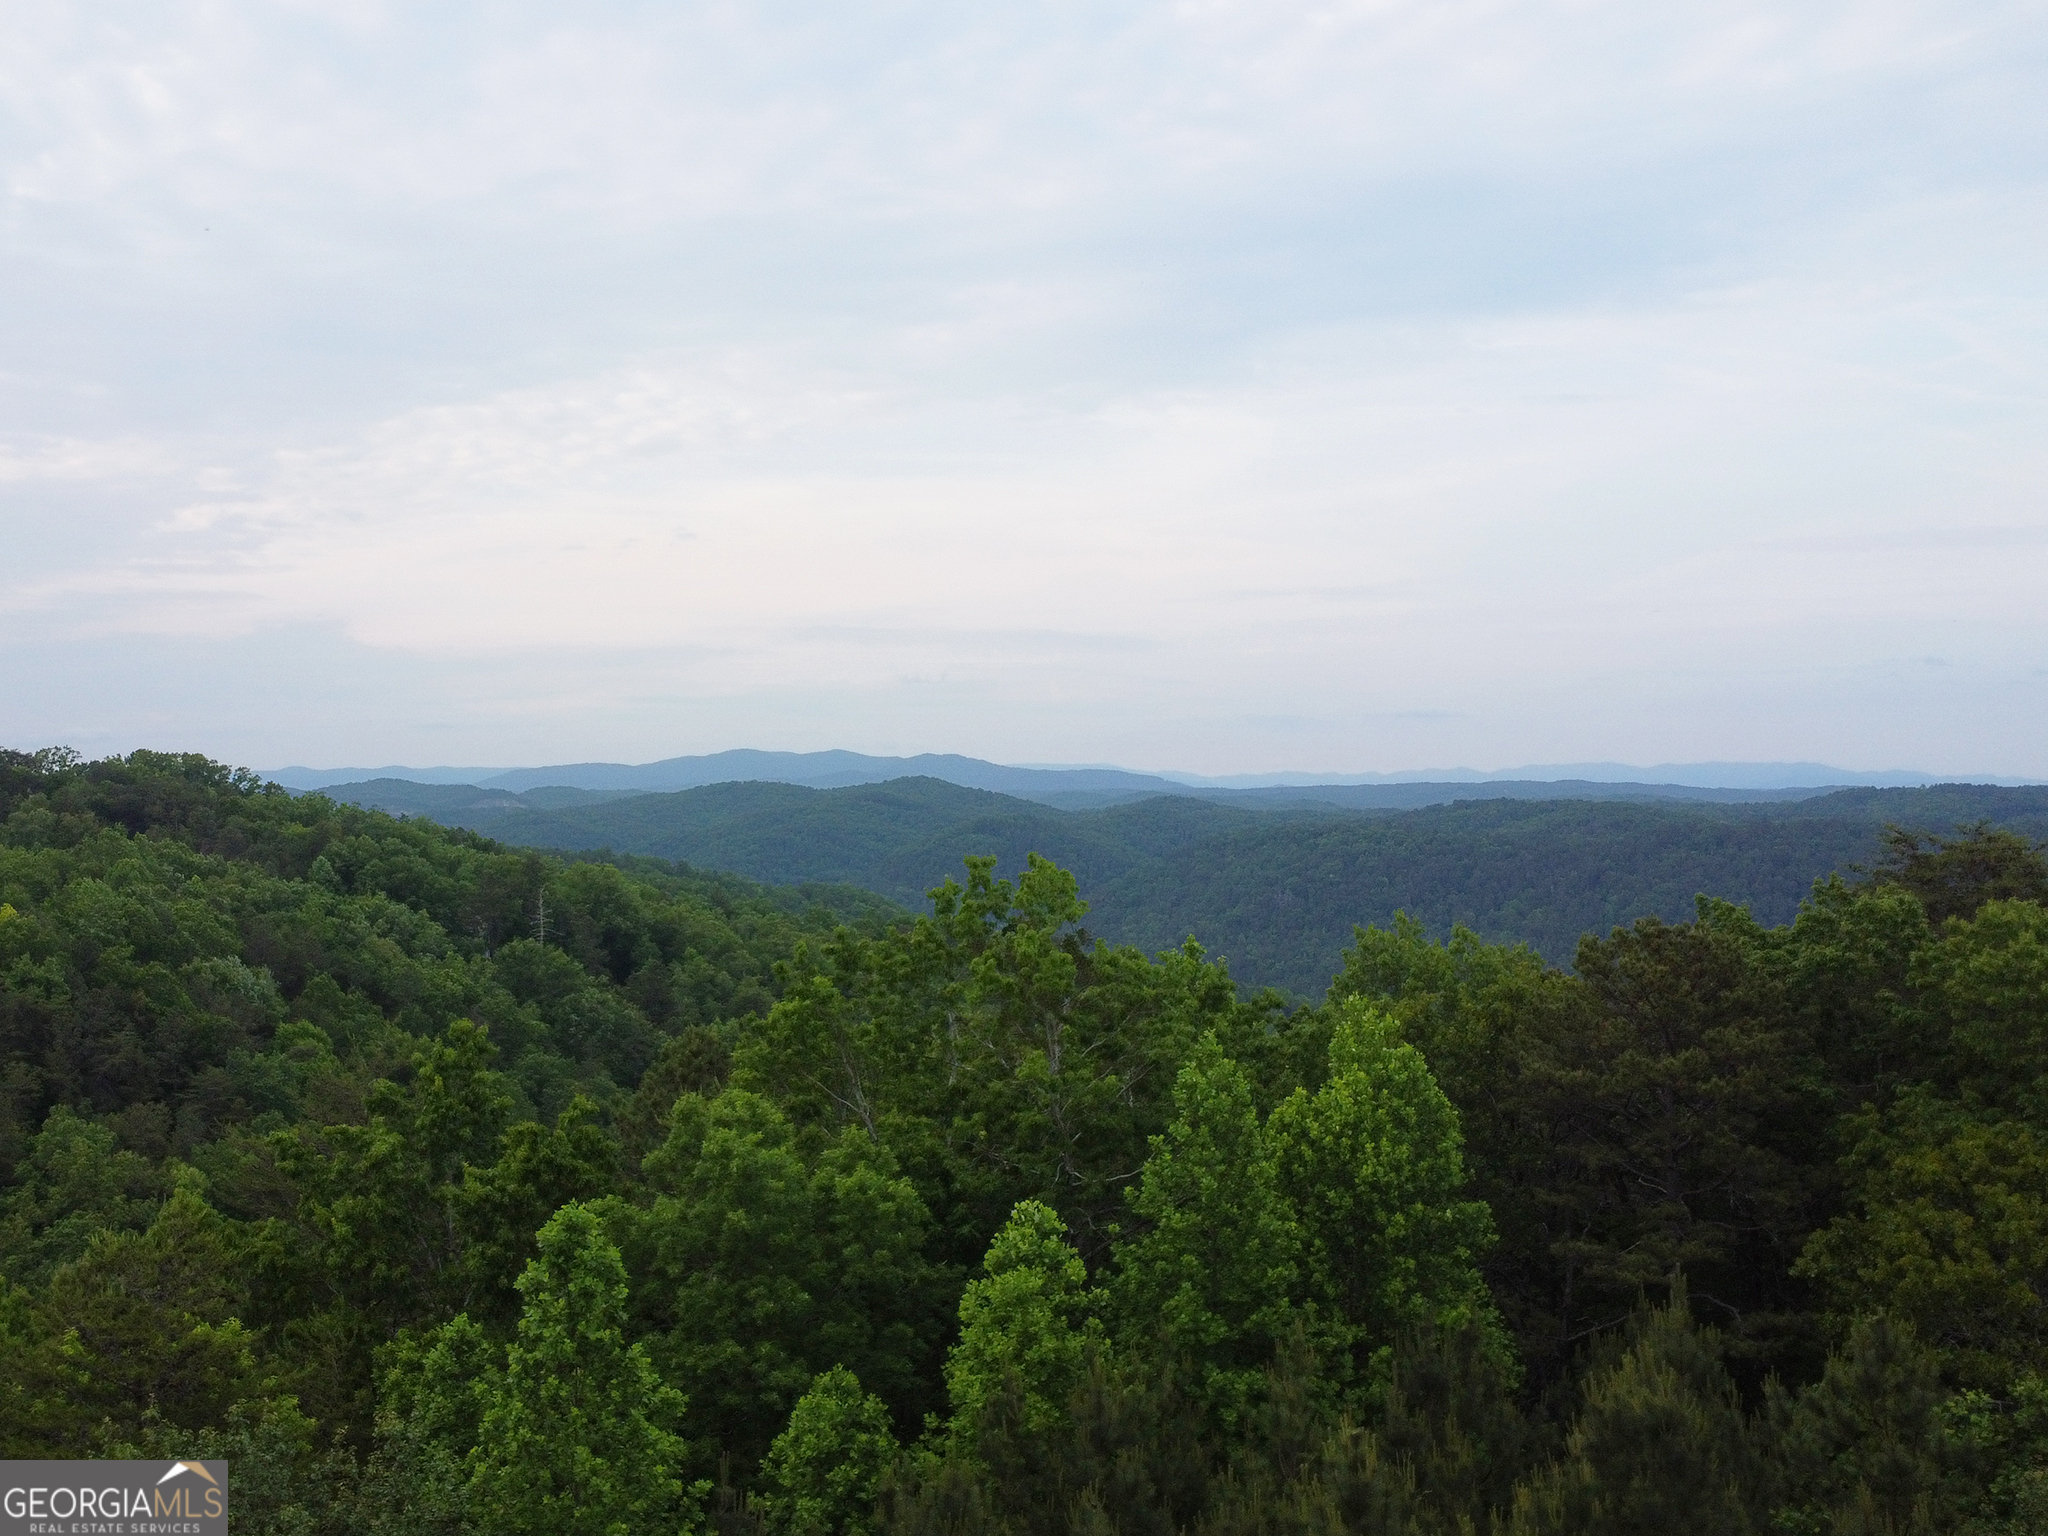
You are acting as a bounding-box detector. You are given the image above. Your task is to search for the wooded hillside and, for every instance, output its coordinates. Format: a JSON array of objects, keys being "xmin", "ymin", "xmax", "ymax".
[
  {"xmin": 329, "ymin": 773, "xmax": 2048, "ymax": 991},
  {"xmin": 3, "ymin": 747, "xmax": 2045, "ymax": 1535}
]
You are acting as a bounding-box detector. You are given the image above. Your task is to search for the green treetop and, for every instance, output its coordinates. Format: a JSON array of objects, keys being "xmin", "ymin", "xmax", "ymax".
[
  {"xmin": 1268, "ymin": 1000, "xmax": 1498, "ymax": 1393},
  {"xmin": 945, "ymin": 1199, "xmax": 1100, "ymax": 1444},
  {"xmin": 1110, "ymin": 1033, "xmax": 1297, "ymax": 1426},
  {"xmin": 469, "ymin": 1201, "xmax": 703, "ymax": 1536}
]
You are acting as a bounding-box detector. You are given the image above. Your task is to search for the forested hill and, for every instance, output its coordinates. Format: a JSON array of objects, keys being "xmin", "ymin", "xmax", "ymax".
[
  {"xmin": 6, "ymin": 745, "xmax": 2048, "ymax": 1533},
  {"xmin": 0, "ymin": 749, "xmax": 900, "ymax": 1153},
  {"xmin": 326, "ymin": 773, "xmax": 2048, "ymax": 994},
  {"xmin": 1094, "ymin": 786, "xmax": 2048, "ymax": 992}
]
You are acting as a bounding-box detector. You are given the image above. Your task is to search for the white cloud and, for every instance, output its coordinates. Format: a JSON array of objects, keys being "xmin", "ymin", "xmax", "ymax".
[{"xmin": 0, "ymin": 1, "xmax": 2043, "ymax": 770}]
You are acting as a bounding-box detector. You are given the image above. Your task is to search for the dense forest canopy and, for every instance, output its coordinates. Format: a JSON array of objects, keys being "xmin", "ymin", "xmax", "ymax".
[
  {"xmin": 2, "ymin": 747, "xmax": 2045, "ymax": 1534},
  {"xmin": 318, "ymin": 772, "xmax": 2048, "ymax": 991}
]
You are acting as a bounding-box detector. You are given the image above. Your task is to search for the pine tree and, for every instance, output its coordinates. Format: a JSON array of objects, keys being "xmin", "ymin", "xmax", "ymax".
[
  {"xmin": 1510, "ymin": 1282, "xmax": 1760, "ymax": 1536},
  {"xmin": 1374, "ymin": 1320, "xmax": 1532, "ymax": 1534},
  {"xmin": 1766, "ymin": 1314, "xmax": 1956, "ymax": 1536}
]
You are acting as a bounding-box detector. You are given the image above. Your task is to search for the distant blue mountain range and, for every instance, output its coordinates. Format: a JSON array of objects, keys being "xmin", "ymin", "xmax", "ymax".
[
  {"xmin": 1154, "ymin": 761, "xmax": 2014, "ymax": 790},
  {"xmin": 263, "ymin": 749, "xmax": 2040, "ymax": 803}
]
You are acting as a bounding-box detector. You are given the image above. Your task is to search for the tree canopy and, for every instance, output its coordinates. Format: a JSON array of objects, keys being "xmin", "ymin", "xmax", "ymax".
[{"xmin": 3, "ymin": 745, "xmax": 2046, "ymax": 1535}]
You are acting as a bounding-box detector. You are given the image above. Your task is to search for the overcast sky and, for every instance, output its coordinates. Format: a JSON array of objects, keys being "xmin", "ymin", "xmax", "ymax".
[{"xmin": 3, "ymin": 2, "xmax": 2044, "ymax": 776}]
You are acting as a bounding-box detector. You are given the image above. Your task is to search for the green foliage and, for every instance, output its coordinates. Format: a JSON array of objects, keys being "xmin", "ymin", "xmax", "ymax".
[
  {"xmin": 0, "ymin": 744, "xmax": 895, "ymax": 1477},
  {"xmin": 37, "ymin": 1175, "xmax": 262, "ymax": 1440},
  {"xmin": 1911, "ymin": 898, "xmax": 2048, "ymax": 1116},
  {"xmin": 1873, "ymin": 823, "xmax": 2048, "ymax": 927},
  {"xmin": 1796, "ymin": 1094, "xmax": 2048, "ymax": 1389},
  {"xmin": 4, "ymin": 743, "xmax": 2048, "ymax": 1532},
  {"xmin": 0, "ymin": 1286, "xmax": 91, "ymax": 1458},
  {"xmin": 455, "ymin": 1094, "xmax": 619, "ymax": 1324},
  {"xmin": 98, "ymin": 1393, "xmax": 357, "ymax": 1536},
  {"xmin": 946, "ymin": 1200, "xmax": 1100, "ymax": 1444},
  {"xmin": 618, "ymin": 1025, "xmax": 731, "ymax": 1163},
  {"xmin": 0, "ymin": 1104, "xmax": 165, "ymax": 1286},
  {"xmin": 1510, "ymin": 1283, "xmax": 1759, "ymax": 1536},
  {"xmin": 1111, "ymin": 1034, "xmax": 1297, "ymax": 1426},
  {"xmin": 277, "ymin": 1018, "xmax": 513, "ymax": 1333},
  {"xmin": 371, "ymin": 1312, "xmax": 500, "ymax": 1521},
  {"xmin": 1341, "ymin": 906, "xmax": 1829, "ymax": 1379},
  {"xmin": 1372, "ymin": 1320, "xmax": 1535, "ymax": 1533},
  {"xmin": 1266, "ymin": 1001, "xmax": 1497, "ymax": 1395},
  {"xmin": 1549, "ymin": 908, "xmax": 1823, "ymax": 1362},
  {"xmin": 761, "ymin": 1366, "xmax": 899, "ymax": 1536},
  {"xmin": 734, "ymin": 852, "xmax": 1269, "ymax": 1272},
  {"xmin": 469, "ymin": 1202, "xmax": 704, "ymax": 1536},
  {"xmin": 630, "ymin": 1088, "xmax": 944, "ymax": 1470},
  {"xmin": 897, "ymin": 1344, "xmax": 1214, "ymax": 1536},
  {"xmin": 1945, "ymin": 1372, "xmax": 2048, "ymax": 1533},
  {"xmin": 1768, "ymin": 1314, "xmax": 1959, "ymax": 1536},
  {"xmin": 0, "ymin": 746, "xmax": 869, "ymax": 1158},
  {"xmin": 1773, "ymin": 874, "xmax": 1933, "ymax": 1101}
]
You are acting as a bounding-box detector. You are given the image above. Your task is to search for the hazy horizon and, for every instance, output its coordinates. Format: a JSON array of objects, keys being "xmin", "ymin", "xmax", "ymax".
[{"xmin": 252, "ymin": 748, "xmax": 2045, "ymax": 795}]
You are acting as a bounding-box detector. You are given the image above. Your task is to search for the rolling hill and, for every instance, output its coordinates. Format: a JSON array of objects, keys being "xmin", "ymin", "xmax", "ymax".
[
  {"xmin": 274, "ymin": 748, "xmax": 1990, "ymax": 808},
  {"xmin": 303, "ymin": 777, "xmax": 2048, "ymax": 997}
]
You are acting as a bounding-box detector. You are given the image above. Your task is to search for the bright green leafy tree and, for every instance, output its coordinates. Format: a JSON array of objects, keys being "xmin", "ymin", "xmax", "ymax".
[
  {"xmin": 1110, "ymin": 1033, "xmax": 1296, "ymax": 1425},
  {"xmin": 469, "ymin": 1201, "xmax": 703, "ymax": 1536},
  {"xmin": 760, "ymin": 1365, "xmax": 898, "ymax": 1536},
  {"xmin": 946, "ymin": 1199, "xmax": 1099, "ymax": 1444},
  {"xmin": 1267, "ymin": 1000, "xmax": 1497, "ymax": 1394},
  {"xmin": 1796, "ymin": 1092, "xmax": 2048, "ymax": 1389}
]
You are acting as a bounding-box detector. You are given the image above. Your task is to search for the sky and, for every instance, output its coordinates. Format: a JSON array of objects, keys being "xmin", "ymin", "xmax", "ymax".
[{"xmin": 3, "ymin": 2, "xmax": 2045, "ymax": 777}]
